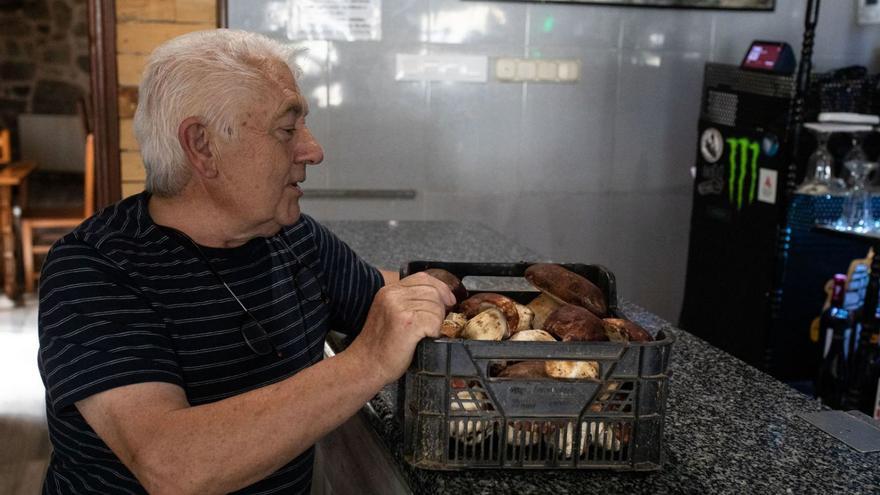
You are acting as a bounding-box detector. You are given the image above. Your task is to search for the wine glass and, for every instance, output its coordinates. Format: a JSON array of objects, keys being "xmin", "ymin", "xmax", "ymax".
[
  {"xmin": 835, "ymin": 160, "xmax": 878, "ymax": 233},
  {"xmin": 844, "ymin": 131, "xmax": 869, "ymax": 187},
  {"xmin": 798, "ymin": 124, "xmax": 845, "ymax": 195}
]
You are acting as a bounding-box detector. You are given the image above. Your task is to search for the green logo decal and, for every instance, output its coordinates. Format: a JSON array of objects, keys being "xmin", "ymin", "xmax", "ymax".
[{"xmin": 726, "ymin": 137, "xmax": 760, "ymax": 210}]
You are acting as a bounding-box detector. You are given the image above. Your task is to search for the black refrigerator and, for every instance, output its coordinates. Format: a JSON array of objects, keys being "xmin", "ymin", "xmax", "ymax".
[{"xmin": 679, "ymin": 63, "xmax": 871, "ymax": 381}]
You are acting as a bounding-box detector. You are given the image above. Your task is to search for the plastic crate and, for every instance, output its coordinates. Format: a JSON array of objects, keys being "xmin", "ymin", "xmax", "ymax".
[{"xmin": 397, "ymin": 261, "xmax": 675, "ymax": 471}]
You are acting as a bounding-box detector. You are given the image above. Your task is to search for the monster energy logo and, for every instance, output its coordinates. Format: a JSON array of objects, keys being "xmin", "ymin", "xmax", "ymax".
[{"xmin": 726, "ymin": 137, "xmax": 760, "ymax": 210}]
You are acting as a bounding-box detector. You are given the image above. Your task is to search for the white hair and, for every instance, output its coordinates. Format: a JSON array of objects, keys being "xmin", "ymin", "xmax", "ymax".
[{"xmin": 133, "ymin": 29, "xmax": 301, "ymax": 197}]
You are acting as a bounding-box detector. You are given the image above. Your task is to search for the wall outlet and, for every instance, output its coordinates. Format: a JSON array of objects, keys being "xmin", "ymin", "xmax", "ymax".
[{"xmin": 858, "ymin": 0, "xmax": 880, "ymax": 25}]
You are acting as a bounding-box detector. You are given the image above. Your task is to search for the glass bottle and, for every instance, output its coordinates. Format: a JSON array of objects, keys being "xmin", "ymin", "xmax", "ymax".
[
  {"xmin": 816, "ymin": 274, "xmax": 851, "ymax": 409},
  {"xmin": 843, "ymin": 267, "xmax": 880, "ymax": 412}
]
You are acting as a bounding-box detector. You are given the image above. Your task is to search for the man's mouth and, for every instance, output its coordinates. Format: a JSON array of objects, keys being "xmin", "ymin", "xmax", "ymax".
[{"xmin": 288, "ymin": 179, "xmax": 305, "ymax": 193}]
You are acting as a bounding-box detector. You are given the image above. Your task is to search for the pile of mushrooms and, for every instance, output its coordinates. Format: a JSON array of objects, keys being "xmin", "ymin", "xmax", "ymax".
[
  {"xmin": 427, "ymin": 264, "xmax": 650, "ymax": 454},
  {"xmin": 428, "ymin": 264, "xmax": 653, "ymax": 381}
]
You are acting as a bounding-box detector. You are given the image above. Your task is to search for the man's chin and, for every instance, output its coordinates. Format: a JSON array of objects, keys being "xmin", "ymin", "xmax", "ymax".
[{"xmin": 276, "ymin": 204, "xmax": 302, "ymax": 227}]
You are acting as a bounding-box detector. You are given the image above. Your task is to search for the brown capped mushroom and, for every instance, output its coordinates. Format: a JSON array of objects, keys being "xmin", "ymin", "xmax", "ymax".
[
  {"xmin": 514, "ymin": 303, "xmax": 534, "ymax": 332},
  {"xmin": 527, "ymin": 292, "xmax": 561, "ymax": 329},
  {"xmin": 602, "ymin": 318, "xmax": 653, "ymax": 342},
  {"xmin": 544, "ymin": 304, "xmax": 608, "ymax": 342},
  {"xmin": 440, "ymin": 312, "xmax": 468, "ymax": 338},
  {"xmin": 525, "ymin": 263, "xmax": 607, "ymax": 317},
  {"xmin": 424, "ymin": 268, "xmax": 468, "ymax": 305},
  {"xmin": 459, "ymin": 293, "xmax": 519, "ymax": 332},
  {"xmin": 461, "ymin": 308, "xmax": 508, "ymax": 340},
  {"xmin": 497, "ymin": 360, "xmax": 548, "ymax": 378}
]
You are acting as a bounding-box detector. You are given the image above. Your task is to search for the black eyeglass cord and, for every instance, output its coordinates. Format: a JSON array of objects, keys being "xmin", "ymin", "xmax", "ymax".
[{"xmin": 161, "ymin": 226, "xmax": 283, "ymax": 358}]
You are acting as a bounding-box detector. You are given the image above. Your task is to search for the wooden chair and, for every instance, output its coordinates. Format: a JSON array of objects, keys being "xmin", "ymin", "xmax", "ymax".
[
  {"xmin": 0, "ymin": 128, "xmax": 11, "ymax": 164},
  {"xmin": 20, "ymin": 133, "xmax": 95, "ymax": 293}
]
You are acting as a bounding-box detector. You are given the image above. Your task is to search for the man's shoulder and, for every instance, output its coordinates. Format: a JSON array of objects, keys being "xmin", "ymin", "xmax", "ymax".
[
  {"xmin": 48, "ymin": 191, "xmax": 162, "ymax": 272},
  {"xmin": 62, "ymin": 191, "xmax": 156, "ymax": 253}
]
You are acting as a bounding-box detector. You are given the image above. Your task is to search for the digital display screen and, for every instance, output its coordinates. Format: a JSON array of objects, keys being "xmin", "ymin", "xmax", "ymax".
[{"xmin": 742, "ymin": 43, "xmax": 782, "ymax": 70}]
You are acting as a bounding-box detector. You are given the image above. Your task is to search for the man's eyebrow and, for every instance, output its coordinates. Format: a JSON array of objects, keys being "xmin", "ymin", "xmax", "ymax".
[{"xmin": 274, "ymin": 97, "xmax": 308, "ymax": 120}]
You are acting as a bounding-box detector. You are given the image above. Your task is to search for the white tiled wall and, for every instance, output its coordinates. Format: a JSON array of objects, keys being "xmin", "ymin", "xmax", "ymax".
[{"xmin": 229, "ymin": 0, "xmax": 880, "ymax": 322}]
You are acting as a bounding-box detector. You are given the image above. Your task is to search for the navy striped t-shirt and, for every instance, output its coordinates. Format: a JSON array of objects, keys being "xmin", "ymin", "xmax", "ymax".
[{"xmin": 37, "ymin": 191, "xmax": 384, "ymax": 494}]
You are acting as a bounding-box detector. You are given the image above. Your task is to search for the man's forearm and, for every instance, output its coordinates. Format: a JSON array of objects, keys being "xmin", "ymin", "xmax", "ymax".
[{"xmin": 133, "ymin": 349, "xmax": 382, "ymax": 494}]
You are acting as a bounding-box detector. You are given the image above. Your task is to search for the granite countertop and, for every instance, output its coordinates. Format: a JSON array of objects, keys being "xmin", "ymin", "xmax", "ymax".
[{"xmin": 325, "ymin": 220, "xmax": 880, "ymax": 495}]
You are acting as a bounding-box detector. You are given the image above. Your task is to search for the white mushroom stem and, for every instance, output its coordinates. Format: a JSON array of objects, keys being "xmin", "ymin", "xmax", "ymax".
[{"xmin": 514, "ymin": 303, "xmax": 535, "ymax": 332}]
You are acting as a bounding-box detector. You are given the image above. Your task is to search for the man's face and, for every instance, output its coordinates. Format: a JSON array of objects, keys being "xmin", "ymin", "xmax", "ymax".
[{"xmin": 211, "ymin": 62, "xmax": 323, "ymax": 235}]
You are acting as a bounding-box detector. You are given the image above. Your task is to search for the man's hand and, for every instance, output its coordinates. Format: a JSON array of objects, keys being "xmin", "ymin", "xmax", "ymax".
[{"xmin": 348, "ymin": 272, "xmax": 455, "ymax": 385}]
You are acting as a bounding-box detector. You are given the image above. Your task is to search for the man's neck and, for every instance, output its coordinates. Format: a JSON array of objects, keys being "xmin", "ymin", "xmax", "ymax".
[{"xmin": 148, "ymin": 192, "xmax": 263, "ymax": 248}]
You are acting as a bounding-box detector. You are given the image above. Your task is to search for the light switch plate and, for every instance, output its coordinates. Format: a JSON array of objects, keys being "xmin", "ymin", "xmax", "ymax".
[
  {"xmin": 558, "ymin": 60, "xmax": 580, "ymax": 82},
  {"xmin": 537, "ymin": 61, "xmax": 558, "ymax": 81},
  {"xmin": 858, "ymin": 0, "xmax": 880, "ymax": 25},
  {"xmin": 494, "ymin": 58, "xmax": 581, "ymax": 83},
  {"xmin": 495, "ymin": 58, "xmax": 516, "ymax": 81},
  {"xmin": 515, "ymin": 60, "xmax": 537, "ymax": 81}
]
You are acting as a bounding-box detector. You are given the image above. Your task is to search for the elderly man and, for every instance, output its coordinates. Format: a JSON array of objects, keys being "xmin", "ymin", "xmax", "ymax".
[{"xmin": 37, "ymin": 29, "xmax": 452, "ymax": 494}]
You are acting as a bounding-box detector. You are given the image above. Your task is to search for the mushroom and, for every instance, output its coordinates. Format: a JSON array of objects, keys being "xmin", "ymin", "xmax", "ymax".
[
  {"xmin": 506, "ymin": 420, "xmax": 552, "ymax": 448},
  {"xmin": 544, "ymin": 360, "xmax": 600, "ymax": 380},
  {"xmin": 424, "ymin": 268, "xmax": 468, "ymax": 305},
  {"xmin": 543, "ymin": 304, "xmax": 608, "ymax": 342},
  {"xmin": 562, "ymin": 421, "xmax": 627, "ymax": 457},
  {"xmin": 508, "ymin": 329, "xmax": 556, "ymax": 342},
  {"xmin": 514, "ymin": 303, "xmax": 535, "ymax": 332},
  {"xmin": 602, "ymin": 318, "xmax": 653, "ymax": 343},
  {"xmin": 497, "ymin": 360, "xmax": 548, "ymax": 379},
  {"xmin": 562, "ymin": 421, "xmax": 587, "ymax": 458},
  {"xmin": 461, "ymin": 308, "xmax": 508, "ymax": 340},
  {"xmin": 440, "ymin": 312, "xmax": 468, "ymax": 338},
  {"xmin": 449, "ymin": 389, "xmax": 492, "ymax": 445},
  {"xmin": 587, "ymin": 421, "xmax": 628, "ymax": 453},
  {"xmin": 527, "ymin": 292, "xmax": 561, "ymax": 329},
  {"xmin": 459, "ymin": 293, "xmax": 519, "ymax": 332},
  {"xmin": 525, "ymin": 263, "xmax": 607, "ymax": 317}
]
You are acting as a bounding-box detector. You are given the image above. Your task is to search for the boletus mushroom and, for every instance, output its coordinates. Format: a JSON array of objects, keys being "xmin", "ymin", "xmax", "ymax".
[
  {"xmin": 449, "ymin": 389, "xmax": 492, "ymax": 445},
  {"xmin": 602, "ymin": 318, "xmax": 653, "ymax": 342},
  {"xmin": 543, "ymin": 304, "xmax": 608, "ymax": 342},
  {"xmin": 508, "ymin": 329, "xmax": 556, "ymax": 343},
  {"xmin": 527, "ymin": 292, "xmax": 561, "ymax": 329},
  {"xmin": 424, "ymin": 268, "xmax": 468, "ymax": 305},
  {"xmin": 544, "ymin": 359, "xmax": 600, "ymax": 380},
  {"xmin": 440, "ymin": 312, "xmax": 468, "ymax": 338},
  {"xmin": 497, "ymin": 360, "xmax": 548, "ymax": 379},
  {"xmin": 459, "ymin": 293, "xmax": 519, "ymax": 332},
  {"xmin": 461, "ymin": 308, "xmax": 509, "ymax": 340},
  {"xmin": 514, "ymin": 303, "xmax": 535, "ymax": 332},
  {"xmin": 525, "ymin": 263, "xmax": 607, "ymax": 317}
]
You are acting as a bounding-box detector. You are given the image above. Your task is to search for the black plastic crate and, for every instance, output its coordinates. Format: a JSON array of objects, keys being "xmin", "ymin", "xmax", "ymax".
[{"xmin": 398, "ymin": 261, "xmax": 675, "ymax": 471}]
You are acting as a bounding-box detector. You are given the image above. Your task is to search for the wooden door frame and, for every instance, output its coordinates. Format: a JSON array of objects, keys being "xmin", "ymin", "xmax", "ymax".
[{"xmin": 88, "ymin": 0, "xmax": 120, "ymax": 208}]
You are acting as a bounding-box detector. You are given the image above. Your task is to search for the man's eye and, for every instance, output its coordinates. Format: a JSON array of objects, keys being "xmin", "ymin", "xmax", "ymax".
[{"xmin": 281, "ymin": 127, "xmax": 295, "ymax": 135}]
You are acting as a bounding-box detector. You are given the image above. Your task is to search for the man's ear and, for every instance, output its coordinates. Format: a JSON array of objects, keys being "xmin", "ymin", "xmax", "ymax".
[{"xmin": 178, "ymin": 117, "xmax": 218, "ymax": 179}]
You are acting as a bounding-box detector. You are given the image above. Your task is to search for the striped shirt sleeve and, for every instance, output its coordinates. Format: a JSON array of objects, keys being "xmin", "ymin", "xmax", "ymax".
[
  {"xmin": 304, "ymin": 217, "xmax": 384, "ymax": 337},
  {"xmin": 38, "ymin": 238, "xmax": 184, "ymax": 414}
]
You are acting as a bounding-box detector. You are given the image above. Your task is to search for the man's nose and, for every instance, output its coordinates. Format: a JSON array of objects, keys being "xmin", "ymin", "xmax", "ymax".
[{"xmin": 296, "ymin": 128, "xmax": 324, "ymax": 166}]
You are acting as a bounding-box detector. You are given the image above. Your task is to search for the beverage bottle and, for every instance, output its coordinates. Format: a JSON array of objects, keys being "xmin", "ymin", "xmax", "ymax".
[
  {"xmin": 843, "ymin": 269, "xmax": 880, "ymax": 412},
  {"xmin": 815, "ymin": 274, "xmax": 851, "ymax": 409}
]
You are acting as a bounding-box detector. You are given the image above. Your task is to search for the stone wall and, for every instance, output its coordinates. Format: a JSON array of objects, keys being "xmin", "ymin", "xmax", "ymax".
[{"xmin": 0, "ymin": 0, "xmax": 90, "ymax": 158}]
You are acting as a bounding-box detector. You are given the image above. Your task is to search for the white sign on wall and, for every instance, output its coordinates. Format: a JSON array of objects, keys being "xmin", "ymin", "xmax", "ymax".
[{"xmin": 287, "ymin": 0, "xmax": 381, "ymax": 41}]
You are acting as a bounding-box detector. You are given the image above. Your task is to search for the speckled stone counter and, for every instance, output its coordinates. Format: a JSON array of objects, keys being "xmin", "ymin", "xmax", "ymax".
[{"xmin": 324, "ymin": 220, "xmax": 880, "ymax": 495}]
